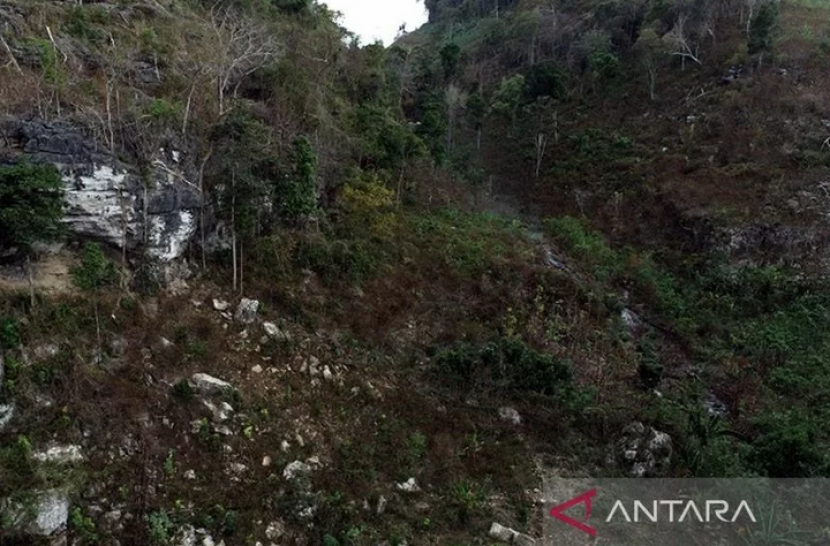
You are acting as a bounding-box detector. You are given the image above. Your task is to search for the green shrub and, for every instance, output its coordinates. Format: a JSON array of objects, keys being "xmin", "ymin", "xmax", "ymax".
[
  {"xmin": 147, "ymin": 510, "xmax": 175, "ymax": 545},
  {"xmin": 70, "ymin": 506, "xmax": 99, "ymax": 544},
  {"xmin": 0, "ymin": 161, "xmax": 64, "ymax": 251},
  {"xmin": 0, "ymin": 436, "xmax": 36, "ymax": 494},
  {"xmin": 172, "ymin": 380, "xmax": 195, "ymax": 402},
  {"xmin": 435, "ymin": 338, "xmax": 572, "ymax": 396},
  {"xmin": 0, "ymin": 317, "xmax": 20, "ymax": 350},
  {"xmin": 749, "ymin": 411, "xmax": 826, "ymax": 477},
  {"xmin": 72, "ymin": 243, "xmax": 117, "ymax": 291},
  {"xmin": 545, "ymin": 216, "xmax": 622, "ymax": 282}
]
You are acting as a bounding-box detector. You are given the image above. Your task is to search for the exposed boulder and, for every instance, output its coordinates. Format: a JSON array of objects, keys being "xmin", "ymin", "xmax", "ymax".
[
  {"xmin": 235, "ymin": 298, "xmax": 259, "ymax": 324},
  {"xmin": 190, "ymin": 373, "xmax": 233, "ymax": 395},
  {"xmin": 2, "ymin": 489, "xmax": 70, "ymax": 538}
]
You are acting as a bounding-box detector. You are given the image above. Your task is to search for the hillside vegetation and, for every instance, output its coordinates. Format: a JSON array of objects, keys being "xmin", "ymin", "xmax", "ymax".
[{"xmin": 1, "ymin": 0, "xmax": 830, "ymax": 545}]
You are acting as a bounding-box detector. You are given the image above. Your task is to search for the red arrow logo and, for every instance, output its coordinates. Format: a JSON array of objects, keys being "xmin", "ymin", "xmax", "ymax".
[{"xmin": 549, "ymin": 489, "xmax": 598, "ymax": 537}]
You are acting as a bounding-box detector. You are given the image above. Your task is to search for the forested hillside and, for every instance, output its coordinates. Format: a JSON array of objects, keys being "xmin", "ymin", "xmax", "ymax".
[{"xmin": 1, "ymin": 0, "xmax": 830, "ymax": 544}]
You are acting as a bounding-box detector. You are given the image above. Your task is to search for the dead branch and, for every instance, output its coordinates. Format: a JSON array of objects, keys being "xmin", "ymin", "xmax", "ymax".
[{"xmin": 0, "ymin": 33, "xmax": 22, "ymax": 75}]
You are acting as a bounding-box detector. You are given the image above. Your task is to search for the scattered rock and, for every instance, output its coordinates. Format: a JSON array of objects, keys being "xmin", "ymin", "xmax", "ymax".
[
  {"xmin": 376, "ymin": 495, "xmax": 387, "ymax": 515},
  {"xmin": 613, "ymin": 421, "xmax": 673, "ymax": 477},
  {"xmin": 322, "ymin": 366, "xmax": 333, "ymax": 381},
  {"xmin": 263, "ymin": 322, "xmax": 291, "ymax": 342},
  {"xmin": 489, "ymin": 522, "xmax": 515, "ymax": 542},
  {"xmin": 488, "ymin": 522, "xmax": 535, "ymax": 545},
  {"xmin": 704, "ymin": 391, "xmax": 728, "ymax": 418},
  {"xmin": 184, "ymin": 470, "xmax": 196, "ymax": 480},
  {"xmin": 251, "ymin": 364, "xmax": 263, "ymax": 374},
  {"xmin": 177, "ymin": 524, "xmax": 197, "ymax": 546},
  {"xmin": 262, "ymin": 456, "xmax": 272, "ymax": 467},
  {"xmin": 213, "ymin": 299, "xmax": 230, "ymax": 311},
  {"xmin": 283, "ymin": 460, "xmax": 313, "ymax": 482},
  {"xmin": 190, "ymin": 373, "xmax": 233, "ymax": 395},
  {"xmin": 620, "ymin": 308, "xmax": 642, "ymax": 333},
  {"xmin": 396, "ymin": 477, "xmax": 420, "ymax": 493},
  {"xmin": 265, "ymin": 520, "xmax": 285, "ymax": 540},
  {"xmin": 498, "ymin": 407, "xmax": 522, "ymax": 426},
  {"xmin": 33, "ymin": 445, "xmax": 84, "ymax": 464},
  {"xmin": 235, "ymin": 298, "xmax": 260, "ymax": 324},
  {"xmin": 0, "ymin": 403, "xmax": 15, "ymax": 431},
  {"xmin": 203, "ymin": 399, "xmax": 234, "ymax": 423},
  {"xmin": 228, "ymin": 463, "xmax": 248, "ymax": 475}
]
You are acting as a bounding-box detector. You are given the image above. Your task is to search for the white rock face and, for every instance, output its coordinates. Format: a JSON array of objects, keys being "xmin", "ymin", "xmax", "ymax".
[
  {"xmin": 3, "ymin": 120, "xmax": 202, "ymax": 267},
  {"xmin": 146, "ymin": 210, "xmax": 197, "ymax": 262},
  {"xmin": 63, "ymin": 165, "xmax": 139, "ymax": 247}
]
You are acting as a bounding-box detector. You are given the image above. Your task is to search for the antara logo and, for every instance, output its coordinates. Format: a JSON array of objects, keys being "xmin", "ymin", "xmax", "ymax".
[{"xmin": 549, "ymin": 489, "xmax": 757, "ymax": 537}]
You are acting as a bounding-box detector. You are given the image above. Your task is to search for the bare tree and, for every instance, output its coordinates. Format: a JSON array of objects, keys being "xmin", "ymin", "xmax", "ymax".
[
  {"xmin": 665, "ymin": 14, "xmax": 702, "ymax": 70},
  {"xmin": 207, "ymin": 6, "xmax": 281, "ymax": 116}
]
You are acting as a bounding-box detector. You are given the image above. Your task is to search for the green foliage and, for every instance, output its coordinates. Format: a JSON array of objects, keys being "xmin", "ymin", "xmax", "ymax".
[
  {"xmin": 351, "ymin": 105, "xmax": 426, "ymax": 172},
  {"xmin": 440, "ymin": 42, "xmax": 462, "ymax": 80},
  {"xmin": 172, "ymin": 380, "xmax": 195, "ymax": 402},
  {"xmin": 338, "ymin": 171, "xmax": 398, "ymax": 237},
  {"xmin": 0, "ymin": 162, "xmax": 65, "ymax": 251},
  {"xmin": 449, "ymin": 480, "xmax": 484, "ymax": 524},
  {"xmin": 589, "ymin": 50, "xmax": 621, "ymax": 91},
  {"xmin": 435, "ymin": 338, "xmax": 572, "ymax": 396},
  {"xmin": 147, "ymin": 510, "xmax": 175, "ymax": 545},
  {"xmin": 0, "ymin": 317, "xmax": 21, "ymax": 351},
  {"xmin": 414, "ymin": 89, "xmax": 449, "ymax": 163},
  {"xmin": 64, "ymin": 6, "xmax": 107, "ymax": 45},
  {"xmin": 281, "ymin": 135, "xmax": 319, "ymax": 220},
  {"xmin": 466, "ymin": 83, "xmax": 487, "ymax": 130},
  {"xmin": 490, "ymin": 74, "xmax": 526, "ymax": 123},
  {"xmin": 295, "ymin": 235, "xmax": 379, "ymax": 283},
  {"xmin": 0, "ymin": 436, "xmax": 35, "ymax": 495},
  {"xmin": 749, "ymin": 410, "xmax": 826, "ymax": 477},
  {"xmin": 749, "ymin": 0, "xmax": 780, "ymax": 56},
  {"xmin": 70, "ymin": 506, "xmax": 99, "ymax": 544},
  {"xmin": 545, "ymin": 216, "xmax": 622, "ymax": 282},
  {"xmin": 410, "ymin": 209, "xmax": 527, "ymax": 277},
  {"xmin": 147, "ymin": 99, "xmax": 181, "ymax": 121},
  {"xmin": 72, "ymin": 243, "xmax": 117, "ymax": 292},
  {"xmin": 523, "ymin": 62, "xmax": 568, "ymax": 101},
  {"xmin": 208, "ymin": 111, "xmax": 281, "ymax": 239}
]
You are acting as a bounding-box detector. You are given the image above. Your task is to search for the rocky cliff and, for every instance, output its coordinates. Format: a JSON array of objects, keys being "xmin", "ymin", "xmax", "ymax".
[{"xmin": 0, "ymin": 118, "xmax": 200, "ymax": 265}]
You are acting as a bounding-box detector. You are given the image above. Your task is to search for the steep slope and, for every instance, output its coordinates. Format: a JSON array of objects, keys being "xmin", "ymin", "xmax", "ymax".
[{"xmin": 2, "ymin": 1, "xmax": 830, "ymax": 545}]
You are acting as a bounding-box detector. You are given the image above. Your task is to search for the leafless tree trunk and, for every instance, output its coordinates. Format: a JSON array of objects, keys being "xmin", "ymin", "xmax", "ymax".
[
  {"xmin": 27, "ymin": 255, "xmax": 35, "ymax": 308},
  {"xmin": 231, "ymin": 169, "xmax": 237, "ymax": 291},
  {"xmin": 534, "ymin": 133, "xmax": 547, "ymax": 179},
  {"xmin": 666, "ymin": 15, "xmax": 702, "ymax": 69},
  {"xmin": 0, "ymin": 34, "xmax": 23, "ymax": 74}
]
